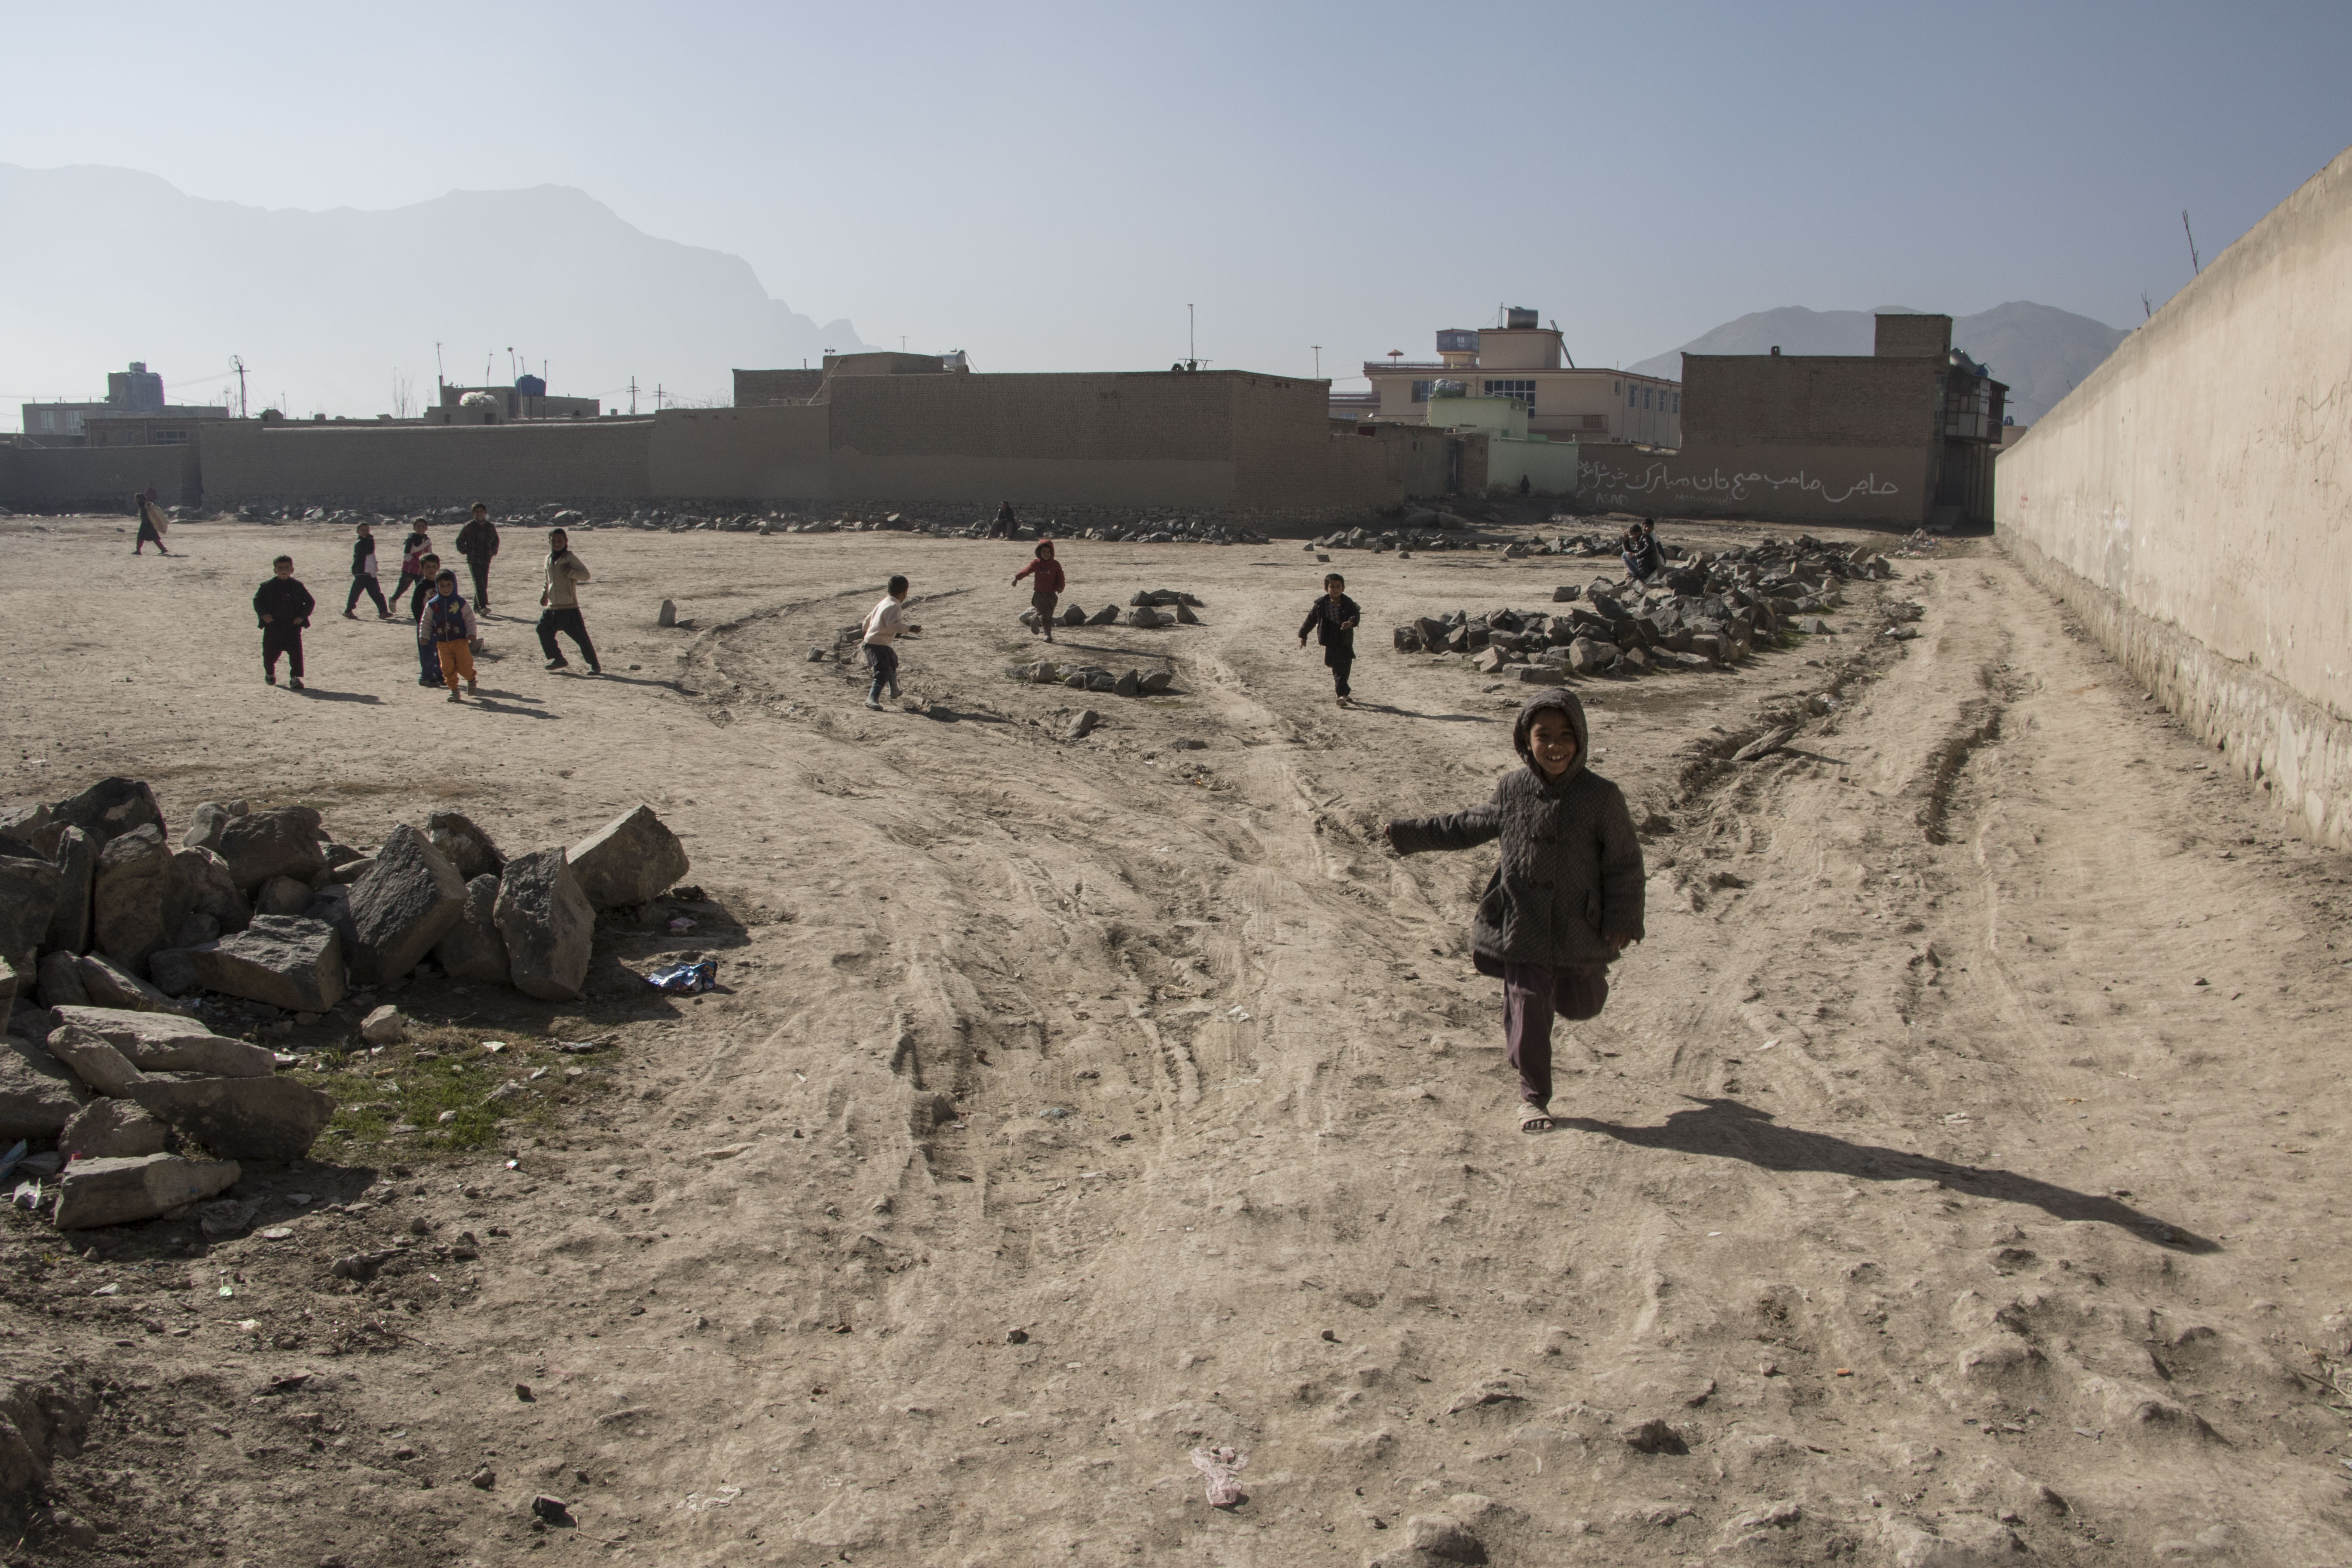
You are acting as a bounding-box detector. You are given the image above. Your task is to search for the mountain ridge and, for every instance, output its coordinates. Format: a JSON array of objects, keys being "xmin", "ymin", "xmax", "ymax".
[{"xmin": 1, "ymin": 163, "xmax": 870, "ymax": 422}]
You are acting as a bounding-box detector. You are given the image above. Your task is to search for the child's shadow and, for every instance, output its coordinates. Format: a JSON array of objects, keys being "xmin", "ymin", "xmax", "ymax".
[{"xmin": 294, "ymin": 688, "xmax": 383, "ymax": 704}]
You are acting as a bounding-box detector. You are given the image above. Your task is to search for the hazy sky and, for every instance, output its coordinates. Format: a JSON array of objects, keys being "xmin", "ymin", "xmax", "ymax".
[{"xmin": 5, "ymin": 0, "xmax": 2348, "ymax": 392}]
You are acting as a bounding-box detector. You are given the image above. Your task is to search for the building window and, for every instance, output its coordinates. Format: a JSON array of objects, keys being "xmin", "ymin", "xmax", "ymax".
[
  {"xmin": 1672, "ymin": 392, "xmax": 1681, "ymax": 413},
  {"xmin": 1483, "ymin": 379, "xmax": 1536, "ymax": 406},
  {"xmin": 1628, "ymin": 386, "xmax": 1638, "ymax": 407},
  {"xmin": 1410, "ymin": 380, "xmax": 1433, "ymax": 403},
  {"xmin": 156, "ymin": 430, "xmax": 187, "ymax": 444},
  {"xmin": 1643, "ymin": 387, "xmax": 1653, "ymax": 410},
  {"xmin": 1579, "ymin": 414, "xmax": 1608, "ymax": 431}
]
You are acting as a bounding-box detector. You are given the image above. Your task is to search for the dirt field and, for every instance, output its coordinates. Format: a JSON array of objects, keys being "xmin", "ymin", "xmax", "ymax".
[{"xmin": 3, "ymin": 510, "xmax": 2349, "ymax": 1568}]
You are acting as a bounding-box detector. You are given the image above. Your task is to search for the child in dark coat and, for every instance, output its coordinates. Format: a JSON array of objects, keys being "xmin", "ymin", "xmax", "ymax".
[
  {"xmin": 253, "ymin": 555, "xmax": 315, "ymax": 689},
  {"xmin": 1298, "ymin": 573, "xmax": 1361, "ymax": 706},
  {"xmin": 1384, "ymin": 688, "xmax": 1644, "ymax": 1131}
]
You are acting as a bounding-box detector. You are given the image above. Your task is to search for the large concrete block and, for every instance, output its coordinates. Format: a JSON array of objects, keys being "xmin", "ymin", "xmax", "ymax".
[
  {"xmin": 565, "ymin": 806, "xmax": 690, "ymax": 910},
  {"xmin": 182, "ymin": 915, "xmax": 346, "ymax": 1013},
  {"xmin": 49, "ymin": 1005, "xmax": 276, "ymax": 1075},
  {"xmin": 54, "ymin": 1153, "xmax": 240, "ymax": 1230},
  {"xmin": 346, "ymin": 826, "xmax": 466, "ymax": 986},
  {"xmin": 434, "ymin": 873, "xmax": 510, "ymax": 985},
  {"xmin": 129, "ymin": 1076, "xmax": 335, "ymax": 1161},
  {"xmin": 0, "ymin": 1032, "xmax": 90, "ymax": 1141},
  {"xmin": 41, "ymin": 1023, "xmax": 146, "ymax": 1097},
  {"xmin": 93, "ymin": 825, "xmax": 189, "ymax": 977},
  {"xmin": 58, "ymin": 1098, "xmax": 168, "ymax": 1161},
  {"xmin": 494, "ymin": 848, "xmax": 593, "ymax": 1001},
  {"xmin": 74, "ymin": 953, "xmax": 185, "ymax": 1014},
  {"xmin": 214, "ymin": 806, "xmax": 326, "ymax": 893}
]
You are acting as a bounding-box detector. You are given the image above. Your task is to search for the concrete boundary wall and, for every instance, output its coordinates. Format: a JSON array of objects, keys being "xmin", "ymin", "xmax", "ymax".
[
  {"xmin": 1575, "ymin": 443, "xmax": 1929, "ymax": 526},
  {"xmin": 1996, "ymin": 144, "xmax": 2351, "ymax": 848},
  {"xmin": 0, "ymin": 444, "xmax": 200, "ymax": 509},
  {"xmin": 2004, "ymin": 530, "xmax": 2352, "ymax": 846}
]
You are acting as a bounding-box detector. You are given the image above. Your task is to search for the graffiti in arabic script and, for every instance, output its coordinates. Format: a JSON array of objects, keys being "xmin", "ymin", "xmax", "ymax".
[{"xmin": 1577, "ymin": 460, "xmax": 1902, "ymax": 507}]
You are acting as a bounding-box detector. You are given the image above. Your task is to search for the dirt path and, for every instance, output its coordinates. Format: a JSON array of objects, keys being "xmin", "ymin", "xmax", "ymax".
[{"xmin": 3, "ymin": 515, "xmax": 2347, "ymax": 1566}]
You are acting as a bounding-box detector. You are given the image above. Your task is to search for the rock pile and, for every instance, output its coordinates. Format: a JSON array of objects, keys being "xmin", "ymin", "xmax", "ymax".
[
  {"xmin": 1006, "ymin": 662, "xmax": 1174, "ymax": 697},
  {"xmin": 0, "ymin": 781, "xmax": 693, "ymax": 1218},
  {"xmin": 1392, "ymin": 536, "xmax": 1893, "ymax": 678}
]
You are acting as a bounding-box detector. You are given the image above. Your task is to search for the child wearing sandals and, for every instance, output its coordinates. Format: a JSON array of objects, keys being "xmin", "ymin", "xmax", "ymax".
[{"xmin": 1384, "ymin": 689, "xmax": 1644, "ymax": 1131}]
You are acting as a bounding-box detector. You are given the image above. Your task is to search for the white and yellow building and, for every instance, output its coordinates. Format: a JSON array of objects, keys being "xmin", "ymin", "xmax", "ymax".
[{"xmin": 1360, "ymin": 309, "xmax": 1681, "ymax": 447}]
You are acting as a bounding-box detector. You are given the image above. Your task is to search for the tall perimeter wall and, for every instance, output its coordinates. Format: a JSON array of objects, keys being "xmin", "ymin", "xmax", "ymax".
[{"xmin": 1996, "ymin": 145, "xmax": 2352, "ymax": 848}]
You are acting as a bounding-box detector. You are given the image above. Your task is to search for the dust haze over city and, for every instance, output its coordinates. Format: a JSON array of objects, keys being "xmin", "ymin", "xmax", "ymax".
[{"xmin": 3, "ymin": 4, "xmax": 2352, "ymax": 1567}]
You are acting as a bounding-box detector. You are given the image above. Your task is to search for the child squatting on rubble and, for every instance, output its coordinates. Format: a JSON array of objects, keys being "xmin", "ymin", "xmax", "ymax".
[{"xmin": 1384, "ymin": 688, "xmax": 1645, "ymax": 1132}]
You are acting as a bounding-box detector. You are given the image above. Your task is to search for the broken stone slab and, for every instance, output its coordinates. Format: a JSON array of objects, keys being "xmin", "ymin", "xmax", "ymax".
[
  {"xmin": 1086, "ymin": 605, "xmax": 1120, "ymax": 626},
  {"xmin": 129, "ymin": 1076, "xmax": 335, "ymax": 1161},
  {"xmin": 180, "ymin": 800, "xmax": 237, "ymax": 854},
  {"xmin": 1473, "ymin": 646, "xmax": 1509, "ymax": 674},
  {"xmin": 148, "ymin": 947, "xmax": 199, "ymax": 997},
  {"xmin": 1058, "ymin": 603, "xmax": 1085, "ymax": 627},
  {"xmin": 360, "ymin": 1005, "xmax": 408, "ymax": 1045},
  {"xmin": 1113, "ymin": 669, "xmax": 1141, "ymax": 698},
  {"xmin": 182, "ymin": 915, "xmax": 346, "ymax": 1014},
  {"xmin": 1516, "ymin": 665, "xmax": 1566, "ymax": 686},
  {"xmin": 0, "ymin": 802, "xmax": 58, "ymax": 858},
  {"xmin": 93, "ymin": 824, "xmax": 189, "ymax": 976},
  {"xmin": 49, "ymin": 776, "xmax": 165, "ymax": 849},
  {"xmin": 434, "ymin": 873, "xmax": 510, "ymax": 986},
  {"xmin": 657, "ymin": 598, "xmax": 677, "ymax": 628},
  {"xmin": 346, "ymin": 825, "xmax": 466, "ymax": 986},
  {"xmin": 1127, "ymin": 606, "xmax": 1168, "ymax": 629},
  {"xmin": 173, "ymin": 845, "xmax": 250, "ymax": 935},
  {"xmin": 36, "ymin": 951, "xmax": 89, "ymax": 1010},
  {"xmin": 329, "ymin": 856, "xmax": 375, "ymax": 885},
  {"xmin": 1568, "ymin": 637, "xmax": 1620, "ymax": 675},
  {"xmin": 1732, "ymin": 726, "xmax": 1798, "ymax": 764},
  {"xmin": 1551, "ymin": 585, "xmax": 1581, "ymax": 602},
  {"xmin": 0, "ymin": 851, "xmax": 62, "ymax": 970},
  {"xmin": 41, "ymin": 1024, "xmax": 147, "ymax": 1096},
  {"xmin": 58, "ymin": 1098, "xmax": 168, "ymax": 1161},
  {"xmin": 565, "ymin": 806, "xmax": 690, "ymax": 911},
  {"xmin": 49, "ymin": 1007, "xmax": 274, "ymax": 1077},
  {"xmin": 54, "ymin": 1152, "xmax": 241, "ymax": 1230},
  {"xmin": 1140, "ymin": 671, "xmax": 1173, "ymax": 695},
  {"xmin": 1175, "ymin": 602, "xmax": 1200, "ymax": 625},
  {"xmin": 72, "ymin": 954, "xmax": 186, "ymax": 1015},
  {"xmin": 426, "ymin": 812, "xmax": 505, "ymax": 881},
  {"xmin": 0, "ymin": 1032, "xmax": 90, "ymax": 1141},
  {"xmin": 1063, "ymin": 710, "xmax": 1101, "ymax": 742},
  {"xmin": 213, "ymin": 806, "xmax": 327, "ymax": 893},
  {"xmin": 494, "ymin": 849, "xmax": 594, "ymax": 1002},
  {"xmin": 254, "ymin": 876, "xmax": 312, "ymax": 917}
]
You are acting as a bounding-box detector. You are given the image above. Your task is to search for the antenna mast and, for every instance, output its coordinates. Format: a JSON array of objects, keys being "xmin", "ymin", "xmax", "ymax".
[
  {"xmin": 231, "ymin": 355, "xmax": 248, "ymax": 418},
  {"xmin": 2182, "ymin": 210, "xmax": 2201, "ymax": 275}
]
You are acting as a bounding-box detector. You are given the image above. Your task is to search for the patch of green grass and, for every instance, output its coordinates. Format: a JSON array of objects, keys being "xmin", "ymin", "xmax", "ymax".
[{"xmin": 291, "ymin": 1026, "xmax": 606, "ymax": 1162}]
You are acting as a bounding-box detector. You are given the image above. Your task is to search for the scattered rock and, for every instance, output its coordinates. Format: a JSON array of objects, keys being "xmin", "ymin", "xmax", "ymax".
[
  {"xmin": 657, "ymin": 598, "xmax": 677, "ymax": 628},
  {"xmin": 50, "ymin": 776, "xmax": 166, "ymax": 848},
  {"xmin": 48, "ymin": 826, "xmax": 97, "ymax": 952},
  {"xmin": 214, "ymin": 805, "xmax": 328, "ymax": 893},
  {"xmin": 1063, "ymin": 710, "xmax": 1101, "ymax": 742},
  {"xmin": 361, "ymin": 1005, "xmax": 408, "ymax": 1045},
  {"xmin": 93, "ymin": 824, "xmax": 188, "ymax": 974},
  {"xmin": 183, "ymin": 915, "xmax": 348, "ymax": 1013},
  {"xmin": 426, "ymin": 812, "xmax": 505, "ymax": 881},
  {"xmin": 254, "ymin": 876, "xmax": 313, "ymax": 918},
  {"xmin": 1516, "ymin": 664, "xmax": 1566, "ymax": 686},
  {"xmin": 1404, "ymin": 1513, "xmax": 1486, "ymax": 1562},
  {"xmin": 1621, "ymin": 1418, "xmax": 1689, "ymax": 1454},
  {"xmin": 129, "ymin": 1075, "xmax": 337, "ymax": 1161},
  {"xmin": 495, "ymin": 849, "xmax": 594, "ymax": 1002},
  {"xmin": 180, "ymin": 800, "xmax": 236, "ymax": 854},
  {"xmin": 1128, "ymin": 606, "xmax": 1167, "ymax": 629},
  {"xmin": 565, "ymin": 806, "xmax": 691, "ymax": 911},
  {"xmin": 0, "ymin": 1032, "xmax": 89, "ymax": 1140},
  {"xmin": 1141, "ymin": 671, "xmax": 1173, "ymax": 695},
  {"xmin": 1087, "ymin": 604, "xmax": 1119, "ymax": 626},
  {"xmin": 74, "ymin": 953, "xmax": 184, "ymax": 1014},
  {"xmin": 58, "ymin": 1097, "xmax": 168, "ymax": 1161},
  {"xmin": 1568, "ymin": 637, "xmax": 1620, "ymax": 674},
  {"xmin": 41, "ymin": 1023, "xmax": 147, "ymax": 1096},
  {"xmin": 1113, "ymin": 670, "xmax": 1141, "ymax": 698},
  {"xmin": 433, "ymin": 873, "xmax": 511, "ymax": 986},
  {"xmin": 36, "ymin": 950, "xmax": 89, "ymax": 1009},
  {"xmin": 531, "ymin": 1495, "xmax": 574, "ymax": 1527},
  {"xmin": 1059, "ymin": 603, "xmax": 1085, "ymax": 627},
  {"xmin": 173, "ymin": 845, "xmax": 249, "ymax": 935},
  {"xmin": 1733, "ymin": 726, "xmax": 1798, "ymax": 763},
  {"xmin": 346, "ymin": 826, "xmax": 467, "ymax": 986},
  {"xmin": 53, "ymin": 1152, "xmax": 240, "ymax": 1229},
  {"xmin": 1176, "ymin": 602, "xmax": 1200, "ymax": 625}
]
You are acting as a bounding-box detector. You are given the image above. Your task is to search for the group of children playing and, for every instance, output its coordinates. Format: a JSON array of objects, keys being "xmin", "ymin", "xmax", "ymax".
[{"xmin": 252, "ymin": 508, "xmax": 596, "ymax": 703}]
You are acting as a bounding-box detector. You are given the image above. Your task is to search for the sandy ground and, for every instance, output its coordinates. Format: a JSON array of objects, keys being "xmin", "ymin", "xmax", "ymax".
[{"xmin": 2, "ymin": 510, "xmax": 2349, "ymax": 1568}]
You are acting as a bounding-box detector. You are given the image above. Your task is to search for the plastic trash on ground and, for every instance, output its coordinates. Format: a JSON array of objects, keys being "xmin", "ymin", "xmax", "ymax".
[
  {"xmin": 645, "ymin": 959, "xmax": 718, "ymax": 994},
  {"xmin": 1191, "ymin": 1446, "xmax": 1246, "ymax": 1507}
]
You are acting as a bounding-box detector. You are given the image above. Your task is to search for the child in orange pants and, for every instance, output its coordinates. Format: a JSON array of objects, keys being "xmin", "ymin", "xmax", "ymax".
[{"xmin": 420, "ymin": 569, "xmax": 480, "ymax": 701}]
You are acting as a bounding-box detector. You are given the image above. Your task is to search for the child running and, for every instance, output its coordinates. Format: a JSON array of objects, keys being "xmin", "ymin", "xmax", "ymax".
[
  {"xmin": 253, "ymin": 554, "xmax": 314, "ymax": 689},
  {"xmin": 1384, "ymin": 689, "xmax": 1644, "ymax": 1132},
  {"xmin": 1012, "ymin": 539, "xmax": 1064, "ymax": 644},
  {"xmin": 344, "ymin": 521, "xmax": 392, "ymax": 618},
  {"xmin": 421, "ymin": 569, "xmax": 480, "ymax": 701},
  {"xmin": 860, "ymin": 575, "xmax": 922, "ymax": 710},
  {"xmin": 1297, "ymin": 573, "xmax": 1361, "ymax": 707},
  {"xmin": 410, "ymin": 553, "xmax": 447, "ymax": 685}
]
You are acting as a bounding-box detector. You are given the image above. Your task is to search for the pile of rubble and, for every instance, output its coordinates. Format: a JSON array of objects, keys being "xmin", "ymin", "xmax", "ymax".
[
  {"xmin": 1393, "ymin": 537, "xmax": 1896, "ymax": 680},
  {"xmin": 1007, "ymin": 661, "xmax": 1176, "ymax": 697},
  {"xmin": 0, "ymin": 780, "xmax": 691, "ymax": 1226},
  {"xmin": 1017, "ymin": 589, "xmax": 1204, "ymax": 634}
]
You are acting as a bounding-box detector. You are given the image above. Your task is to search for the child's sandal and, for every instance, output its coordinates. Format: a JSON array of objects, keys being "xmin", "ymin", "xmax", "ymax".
[{"xmin": 1518, "ymin": 1104, "xmax": 1554, "ymax": 1133}]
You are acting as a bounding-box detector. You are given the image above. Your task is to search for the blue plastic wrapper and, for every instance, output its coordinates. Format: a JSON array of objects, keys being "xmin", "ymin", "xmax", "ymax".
[{"xmin": 646, "ymin": 959, "xmax": 717, "ymax": 994}]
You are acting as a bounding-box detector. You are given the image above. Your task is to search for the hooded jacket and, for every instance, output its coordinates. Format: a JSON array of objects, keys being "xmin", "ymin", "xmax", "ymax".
[
  {"xmin": 1014, "ymin": 552, "xmax": 1065, "ymax": 595},
  {"xmin": 1387, "ymin": 688, "xmax": 1644, "ymax": 971}
]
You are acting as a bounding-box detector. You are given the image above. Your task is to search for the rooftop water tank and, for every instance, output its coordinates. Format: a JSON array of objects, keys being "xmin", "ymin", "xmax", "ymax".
[{"xmin": 514, "ymin": 374, "xmax": 547, "ymax": 397}]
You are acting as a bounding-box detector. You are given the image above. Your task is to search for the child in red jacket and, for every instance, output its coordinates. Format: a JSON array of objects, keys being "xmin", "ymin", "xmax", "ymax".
[{"xmin": 1013, "ymin": 540, "xmax": 1065, "ymax": 644}]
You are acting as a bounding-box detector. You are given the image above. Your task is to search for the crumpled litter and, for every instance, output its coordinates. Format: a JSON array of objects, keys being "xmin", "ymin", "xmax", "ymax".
[
  {"xmin": 1190, "ymin": 1445, "xmax": 1246, "ymax": 1507},
  {"xmin": 682, "ymin": 1486, "xmax": 741, "ymax": 1513},
  {"xmin": 645, "ymin": 959, "xmax": 717, "ymax": 994},
  {"xmin": 668, "ymin": 916, "xmax": 696, "ymax": 933}
]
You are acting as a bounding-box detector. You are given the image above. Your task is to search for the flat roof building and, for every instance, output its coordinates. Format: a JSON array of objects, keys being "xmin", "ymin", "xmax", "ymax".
[
  {"xmin": 20, "ymin": 361, "xmax": 227, "ymax": 446},
  {"xmin": 1359, "ymin": 309, "xmax": 1681, "ymax": 447}
]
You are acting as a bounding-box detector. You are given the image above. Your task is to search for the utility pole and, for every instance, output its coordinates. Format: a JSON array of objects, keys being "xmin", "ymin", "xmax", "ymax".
[
  {"xmin": 435, "ymin": 342, "xmax": 445, "ymax": 398},
  {"xmin": 628, "ymin": 377, "xmax": 638, "ymax": 416},
  {"xmin": 232, "ymin": 355, "xmax": 247, "ymax": 418},
  {"xmin": 2182, "ymin": 210, "xmax": 2201, "ymax": 275},
  {"xmin": 1188, "ymin": 304, "xmax": 1196, "ymax": 370},
  {"xmin": 655, "ymin": 384, "xmax": 665, "ymax": 411},
  {"xmin": 1312, "ymin": 345, "xmax": 1321, "ymax": 378}
]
